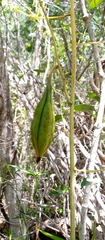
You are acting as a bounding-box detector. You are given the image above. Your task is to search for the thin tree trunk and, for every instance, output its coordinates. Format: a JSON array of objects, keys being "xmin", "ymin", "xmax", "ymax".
[
  {"xmin": 32, "ymin": 18, "xmax": 43, "ymax": 71},
  {"xmin": 0, "ymin": 32, "xmax": 27, "ymax": 239}
]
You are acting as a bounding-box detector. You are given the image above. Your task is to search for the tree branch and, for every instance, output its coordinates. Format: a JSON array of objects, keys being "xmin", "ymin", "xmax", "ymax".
[
  {"xmin": 79, "ymin": 0, "xmax": 105, "ymax": 239},
  {"xmin": 80, "ymin": 0, "xmax": 104, "ymax": 78}
]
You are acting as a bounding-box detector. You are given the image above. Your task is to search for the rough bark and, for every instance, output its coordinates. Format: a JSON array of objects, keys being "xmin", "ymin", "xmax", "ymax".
[
  {"xmin": 32, "ymin": 19, "xmax": 43, "ymax": 71},
  {"xmin": 0, "ymin": 32, "xmax": 27, "ymax": 239}
]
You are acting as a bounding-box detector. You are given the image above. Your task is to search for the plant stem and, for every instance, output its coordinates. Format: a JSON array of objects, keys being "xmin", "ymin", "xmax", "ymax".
[
  {"xmin": 70, "ymin": 0, "xmax": 76, "ymax": 239},
  {"xmin": 39, "ymin": 0, "xmax": 70, "ymax": 103}
]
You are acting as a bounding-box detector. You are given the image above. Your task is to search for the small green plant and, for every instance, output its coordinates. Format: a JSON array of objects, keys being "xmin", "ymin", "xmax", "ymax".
[{"xmin": 39, "ymin": 229, "xmax": 65, "ymax": 240}]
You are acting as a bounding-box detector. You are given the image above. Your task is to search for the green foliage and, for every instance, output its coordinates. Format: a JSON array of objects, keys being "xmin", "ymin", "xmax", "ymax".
[
  {"xmin": 89, "ymin": 0, "xmax": 103, "ymax": 9},
  {"xmin": 49, "ymin": 184, "xmax": 68, "ymax": 196},
  {"xmin": 81, "ymin": 175, "xmax": 100, "ymax": 189},
  {"xmin": 74, "ymin": 104, "xmax": 95, "ymax": 112},
  {"xmin": 88, "ymin": 92, "xmax": 100, "ymax": 102},
  {"xmin": 39, "ymin": 229, "xmax": 65, "ymax": 240},
  {"xmin": 1, "ymin": 0, "xmax": 105, "ymax": 239},
  {"xmin": 81, "ymin": 177, "xmax": 87, "ymax": 188},
  {"xmin": 55, "ymin": 114, "xmax": 68, "ymax": 122},
  {"xmin": 91, "ymin": 221, "xmax": 96, "ymax": 240},
  {"xmin": 8, "ymin": 164, "xmax": 46, "ymax": 177}
]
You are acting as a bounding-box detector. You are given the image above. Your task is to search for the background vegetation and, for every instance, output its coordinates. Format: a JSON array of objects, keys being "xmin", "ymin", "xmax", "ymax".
[{"xmin": 0, "ymin": 0, "xmax": 105, "ymax": 239}]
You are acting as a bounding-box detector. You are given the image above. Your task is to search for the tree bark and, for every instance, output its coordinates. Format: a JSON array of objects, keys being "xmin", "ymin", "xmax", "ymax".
[{"xmin": 0, "ymin": 32, "xmax": 27, "ymax": 239}]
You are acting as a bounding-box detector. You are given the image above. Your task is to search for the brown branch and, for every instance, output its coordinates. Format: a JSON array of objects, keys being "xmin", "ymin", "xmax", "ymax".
[
  {"xmin": 61, "ymin": 28, "xmax": 72, "ymax": 73},
  {"xmin": 80, "ymin": 0, "xmax": 104, "ymax": 78},
  {"xmin": 77, "ymin": 50, "xmax": 93, "ymax": 81},
  {"xmin": 79, "ymin": 1, "xmax": 105, "ymax": 239},
  {"xmin": 90, "ymin": 74, "xmax": 100, "ymax": 96},
  {"xmin": 100, "ymin": 6, "xmax": 105, "ymax": 36},
  {"xmin": 98, "ymin": 149, "xmax": 105, "ymax": 162}
]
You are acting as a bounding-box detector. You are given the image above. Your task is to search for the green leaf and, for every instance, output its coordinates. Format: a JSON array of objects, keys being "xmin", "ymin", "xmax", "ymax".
[
  {"xmin": 8, "ymin": 165, "xmax": 46, "ymax": 177},
  {"xmin": 74, "ymin": 104, "xmax": 94, "ymax": 112},
  {"xmin": 34, "ymin": 69, "xmax": 45, "ymax": 73},
  {"xmin": 49, "ymin": 190, "xmax": 61, "ymax": 196},
  {"xmin": 92, "ymin": 113, "xmax": 97, "ymax": 118},
  {"xmin": 88, "ymin": 92, "xmax": 100, "ymax": 102},
  {"xmin": 91, "ymin": 221, "xmax": 96, "ymax": 240},
  {"xmin": 39, "ymin": 229, "xmax": 65, "ymax": 240},
  {"xmin": 55, "ymin": 114, "xmax": 68, "ymax": 122},
  {"xmin": 89, "ymin": 0, "xmax": 103, "ymax": 9},
  {"xmin": 61, "ymin": 184, "xmax": 68, "ymax": 193},
  {"xmin": 81, "ymin": 178, "xmax": 87, "ymax": 188},
  {"xmin": 34, "ymin": 178, "xmax": 38, "ymax": 194}
]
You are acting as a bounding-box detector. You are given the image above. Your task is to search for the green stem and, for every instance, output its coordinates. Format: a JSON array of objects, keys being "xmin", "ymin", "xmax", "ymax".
[
  {"xmin": 48, "ymin": 65, "xmax": 58, "ymax": 79},
  {"xmin": 47, "ymin": 65, "xmax": 58, "ymax": 89},
  {"xmin": 70, "ymin": 0, "xmax": 76, "ymax": 239},
  {"xmin": 39, "ymin": 0, "xmax": 70, "ymax": 103}
]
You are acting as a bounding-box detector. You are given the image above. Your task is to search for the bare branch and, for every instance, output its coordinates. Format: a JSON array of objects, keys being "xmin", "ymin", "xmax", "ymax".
[
  {"xmin": 80, "ymin": 0, "xmax": 104, "ymax": 78},
  {"xmin": 79, "ymin": 0, "xmax": 105, "ymax": 239}
]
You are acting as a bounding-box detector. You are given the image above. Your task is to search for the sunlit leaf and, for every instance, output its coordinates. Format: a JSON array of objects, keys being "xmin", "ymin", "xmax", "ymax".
[
  {"xmin": 39, "ymin": 229, "xmax": 65, "ymax": 240},
  {"xmin": 74, "ymin": 104, "xmax": 94, "ymax": 112},
  {"xmin": 89, "ymin": 0, "xmax": 103, "ymax": 9},
  {"xmin": 88, "ymin": 92, "xmax": 100, "ymax": 102},
  {"xmin": 92, "ymin": 113, "xmax": 97, "ymax": 118},
  {"xmin": 61, "ymin": 184, "xmax": 68, "ymax": 193}
]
